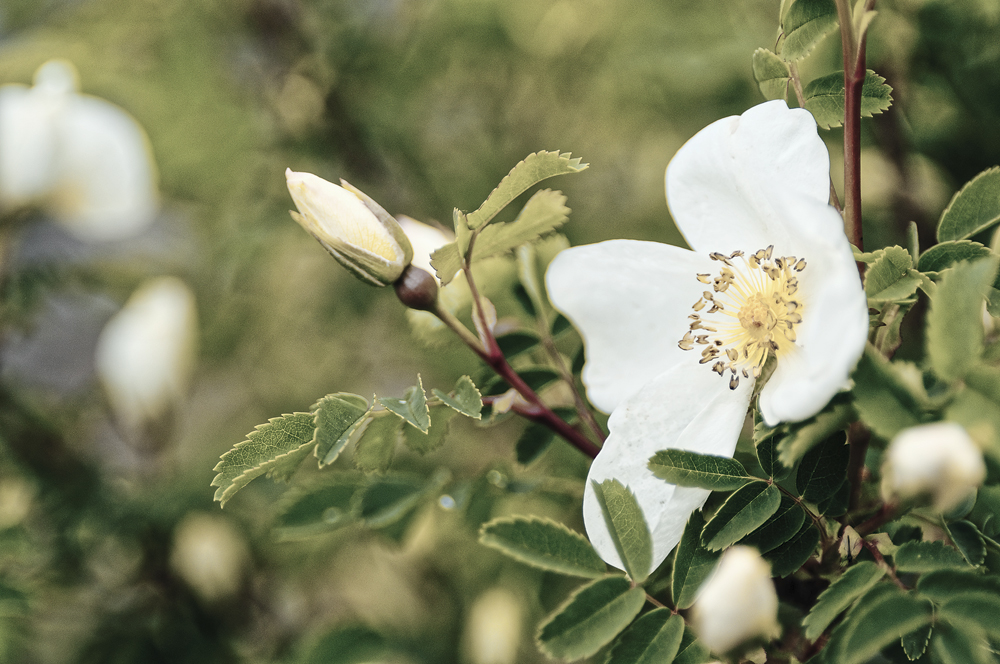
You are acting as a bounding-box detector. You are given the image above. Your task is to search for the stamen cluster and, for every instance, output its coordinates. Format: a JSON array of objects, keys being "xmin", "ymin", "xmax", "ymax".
[{"xmin": 678, "ymin": 246, "xmax": 805, "ymax": 389}]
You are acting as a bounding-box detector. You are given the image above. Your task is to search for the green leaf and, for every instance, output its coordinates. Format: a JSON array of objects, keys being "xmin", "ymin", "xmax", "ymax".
[
  {"xmin": 647, "ymin": 450, "xmax": 753, "ymax": 491},
  {"xmin": 313, "ymin": 393, "xmax": 371, "ymax": 467},
  {"xmin": 826, "ymin": 586, "xmax": 933, "ymax": 664},
  {"xmin": 517, "ymin": 366, "xmax": 561, "ymax": 393},
  {"xmin": 212, "ymin": 412, "xmax": 317, "ymax": 507},
  {"xmin": 864, "ymin": 246, "xmax": 920, "ymax": 302},
  {"xmin": 673, "ymin": 627, "xmax": 711, "ymax": 664},
  {"xmin": 851, "ymin": 347, "xmax": 924, "ymax": 440},
  {"xmin": 470, "ymin": 189, "xmax": 571, "ymax": 263},
  {"xmin": 930, "ymin": 622, "xmax": 993, "ymax": 664},
  {"xmin": 795, "ymin": 430, "xmax": 849, "ymax": 502},
  {"xmin": 429, "ymin": 241, "xmax": 463, "ymax": 286},
  {"xmin": 467, "ymin": 151, "xmax": 587, "ymax": 230},
  {"xmin": 802, "ymin": 561, "xmax": 885, "ymax": 640},
  {"xmin": 431, "ymin": 375, "xmax": 483, "ymax": 419},
  {"xmin": 781, "ymin": 0, "xmax": 838, "ymax": 61},
  {"xmin": 378, "ymin": 376, "xmax": 431, "ymax": 433},
  {"xmin": 605, "ymin": 610, "xmax": 684, "ymax": 664},
  {"xmin": 352, "ymin": 473, "xmax": 441, "ymax": 529},
  {"xmin": 937, "ymin": 166, "xmax": 1000, "ymax": 242},
  {"xmin": 592, "ymin": 479, "xmax": 654, "ymax": 582},
  {"xmin": 803, "ymin": 70, "xmax": 893, "ymax": 130},
  {"xmin": 776, "ymin": 398, "xmax": 853, "ymax": 466},
  {"xmin": 515, "ymin": 422, "xmax": 555, "ymax": 465},
  {"xmin": 938, "ymin": 592, "xmax": 1000, "ymax": 639},
  {"xmin": 946, "ymin": 520, "xmax": 986, "ymax": 566},
  {"xmin": 752, "ymin": 48, "xmax": 790, "ymax": 100},
  {"xmin": 274, "ymin": 475, "xmax": 363, "ymax": 540},
  {"xmin": 765, "ymin": 519, "xmax": 820, "ymax": 577},
  {"xmin": 917, "ymin": 240, "xmax": 993, "ymax": 273},
  {"xmin": 901, "ymin": 623, "xmax": 933, "ymax": 661},
  {"xmin": 893, "ymin": 540, "xmax": 970, "ymax": 573},
  {"xmin": 926, "ymin": 256, "xmax": 1000, "ymax": 381},
  {"xmin": 304, "ymin": 625, "xmax": 391, "ymax": 664},
  {"xmin": 916, "ymin": 569, "xmax": 1000, "ymax": 601},
  {"xmin": 740, "ymin": 493, "xmax": 806, "ymax": 554},
  {"xmin": 401, "ymin": 406, "xmax": 455, "ymax": 456},
  {"xmin": 701, "ymin": 483, "xmax": 781, "ymax": 551},
  {"xmin": 495, "ymin": 331, "xmax": 540, "ymax": 358},
  {"xmin": 672, "ymin": 511, "xmax": 721, "ymax": 610},
  {"xmin": 536, "ymin": 576, "xmax": 645, "ymax": 661},
  {"xmin": 352, "ymin": 414, "xmax": 401, "ymax": 474},
  {"xmin": 478, "ymin": 515, "xmax": 607, "ymax": 578},
  {"xmin": 755, "ymin": 437, "xmax": 790, "ymax": 480}
]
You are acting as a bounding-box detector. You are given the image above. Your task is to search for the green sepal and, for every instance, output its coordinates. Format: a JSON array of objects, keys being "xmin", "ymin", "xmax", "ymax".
[
  {"xmin": 478, "ymin": 515, "xmax": 607, "ymax": 578},
  {"xmin": 312, "ymin": 393, "xmax": 371, "ymax": 467},
  {"xmin": 647, "ymin": 449, "xmax": 754, "ymax": 491},
  {"xmin": 803, "ymin": 70, "xmax": 893, "ymax": 130},
  {"xmin": 378, "ymin": 375, "xmax": 431, "ymax": 433},
  {"xmin": 671, "ymin": 511, "xmax": 721, "ymax": 610},
  {"xmin": 752, "ymin": 48, "xmax": 790, "ymax": 100},
  {"xmin": 700, "ymin": 482, "xmax": 781, "ymax": 551},
  {"xmin": 592, "ymin": 479, "xmax": 654, "ymax": 582},
  {"xmin": 431, "ymin": 375, "xmax": 483, "ymax": 419},
  {"xmin": 535, "ymin": 575, "xmax": 645, "ymax": 661},
  {"xmin": 605, "ymin": 609, "xmax": 684, "ymax": 664},
  {"xmin": 212, "ymin": 412, "xmax": 317, "ymax": 507},
  {"xmin": 937, "ymin": 166, "xmax": 1000, "ymax": 242}
]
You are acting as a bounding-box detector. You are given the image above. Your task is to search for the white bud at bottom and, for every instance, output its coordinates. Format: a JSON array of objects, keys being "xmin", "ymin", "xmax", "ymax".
[{"xmin": 463, "ymin": 588, "xmax": 521, "ymax": 664}]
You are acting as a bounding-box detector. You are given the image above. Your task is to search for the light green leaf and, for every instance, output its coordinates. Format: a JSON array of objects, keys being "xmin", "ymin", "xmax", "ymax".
[
  {"xmin": 781, "ymin": 0, "xmax": 838, "ymax": 61},
  {"xmin": 536, "ymin": 576, "xmax": 645, "ymax": 661},
  {"xmin": 431, "ymin": 375, "xmax": 483, "ymax": 419},
  {"xmin": 429, "ymin": 241, "xmax": 463, "ymax": 286},
  {"xmin": 401, "ymin": 405, "xmax": 456, "ymax": 455},
  {"xmin": 378, "ymin": 376, "xmax": 431, "ymax": 432},
  {"xmin": 647, "ymin": 450, "xmax": 753, "ymax": 491},
  {"xmin": 212, "ymin": 412, "xmax": 316, "ymax": 507},
  {"xmin": 851, "ymin": 348, "xmax": 925, "ymax": 440},
  {"xmin": 701, "ymin": 483, "xmax": 781, "ymax": 551},
  {"xmin": 274, "ymin": 475, "xmax": 363, "ymax": 540},
  {"xmin": 672, "ymin": 511, "xmax": 721, "ymax": 610},
  {"xmin": 930, "ymin": 623, "xmax": 993, "ymax": 664},
  {"xmin": 353, "ymin": 414, "xmax": 401, "ymax": 474},
  {"xmin": 917, "ymin": 240, "xmax": 993, "ymax": 273},
  {"xmin": 478, "ymin": 515, "xmax": 607, "ymax": 578},
  {"xmin": 803, "ymin": 70, "xmax": 893, "ymax": 129},
  {"xmin": 902, "ymin": 623, "xmax": 933, "ymax": 661},
  {"xmin": 826, "ymin": 586, "xmax": 933, "ymax": 664},
  {"xmin": 946, "ymin": 520, "xmax": 986, "ymax": 566},
  {"xmin": 864, "ymin": 246, "xmax": 919, "ymax": 302},
  {"xmin": 673, "ymin": 627, "xmax": 711, "ymax": 664},
  {"xmin": 467, "ymin": 151, "xmax": 587, "ymax": 230},
  {"xmin": 740, "ymin": 493, "xmax": 806, "ymax": 554},
  {"xmin": 313, "ymin": 393, "xmax": 371, "ymax": 467},
  {"xmin": 765, "ymin": 519, "xmax": 820, "ymax": 577},
  {"xmin": 470, "ymin": 189, "xmax": 571, "ymax": 264},
  {"xmin": 605, "ymin": 610, "xmax": 684, "ymax": 664},
  {"xmin": 795, "ymin": 430, "xmax": 849, "ymax": 502},
  {"xmin": 304, "ymin": 625, "xmax": 391, "ymax": 664},
  {"xmin": 938, "ymin": 592, "xmax": 1000, "ymax": 639},
  {"xmin": 515, "ymin": 422, "xmax": 555, "ymax": 465},
  {"xmin": 802, "ymin": 561, "xmax": 885, "ymax": 640},
  {"xmin": 752, "ymin": 48, "xmax": 790, "ymax": 100},
  {"xmin": 776, "ymin": 398, "xmax": 853, "ymax": 466},
  {"xmin": 926, "ymin": 256, "xmax": 1000, "ymax": 381},
  {"xmin": 893, "ymin": 540, "xmax": 970, "ymax": 573},
  {"xmin": 937, "ymin": 166, "xmax": 1000, "ymax": 242},
  {"xmin": 593, "ymin": 479, "xmax": 654, "ymax": 582}
]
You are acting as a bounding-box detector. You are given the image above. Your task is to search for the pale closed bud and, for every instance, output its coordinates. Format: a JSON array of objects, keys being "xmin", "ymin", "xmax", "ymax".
[
  {"xmin": 691, "ymin": 546, "xmax": 780, "ymax": 655},
  {"xmin": 285, "ymin": 169, "xmax": 413, "ymax": 286},
  {"xmin": 881, "ymin": 421, "xmax": 986, "ymax": 513},
  {"xmin": 463, "ymin": 588, "xmax": 522, "ymax": 664},
  {"xmin": 170, "ymin": 513, "xmax": 249, "ymax": 603}
]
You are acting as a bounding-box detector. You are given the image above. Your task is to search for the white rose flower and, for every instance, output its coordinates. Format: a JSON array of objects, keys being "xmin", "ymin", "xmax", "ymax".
[
  {"xmin": 95, "ymin": 276, "xmax": 198, "ymax": 434},
  {"xmin": 285, "ymin": 169, "xmax": 413, "ymax": 286},
  {"xmin": 0, "ymin": 59, "xmax": 159, "ymax": 241},
  {"xmin": 691, "ymin": 546, "xmax": 780, "ymax": 654},
  {"xmin": 546, "ymin": 100, "xmax": 868, "ymax": 576},
  {"xmin": 881, "ymin": 421, "xmax": 986, "ymax": 513}
]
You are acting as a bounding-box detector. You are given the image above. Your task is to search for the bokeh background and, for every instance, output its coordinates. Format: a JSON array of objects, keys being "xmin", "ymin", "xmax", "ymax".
[{"xmin": 0, "ymin": 0, "xmax": 997, "ymax": 661}]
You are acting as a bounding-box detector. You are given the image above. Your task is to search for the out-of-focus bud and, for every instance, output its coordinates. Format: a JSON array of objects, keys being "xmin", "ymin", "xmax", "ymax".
[
  {"xmin": 95, "ymin": 277, "xmax": 198, "ymax": 435},
  {"xmin": 170, "ymin": 513, "xmax": 249, "ymax": 603},
  {"xmin": 463, "ymin": 588, "xmax": 522, "ymax": 664},
  {"xmin": 690, "ymin": 546, "xmax": 780, "ymax": 655},
  {"xmin": 0, "ymin": 59, "xmax": 159, "ymax": 240},
  {"xmin": 881, "ymin": 421, "xmax": 986, "ymax": 513},
  {"xmin": 395, "ymin": 214, "xmax": 453, "ymax": 278},
  {"xmin": 285, "ymin": 169, "xmax": 413, "ymax": 286},
  {"xmin": 394, "ymin": 264, "xmax": 438, "ymax": 311}
]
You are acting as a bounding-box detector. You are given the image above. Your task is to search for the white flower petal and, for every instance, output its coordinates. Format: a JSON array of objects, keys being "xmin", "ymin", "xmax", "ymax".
[
  {"xmin": 666, "ymin": 100, "xmax": 832, "ymax": 255},
  {"xmin": 546, "ymin": 239, "xmax": 713, "ymax": 414},
  {"xmin": 582, "ymin": 363, "xmax": 752, "ymax": 575},
  {"xmin": 0, "ymin": 84, "xmax": 60, "ymax": 206}
]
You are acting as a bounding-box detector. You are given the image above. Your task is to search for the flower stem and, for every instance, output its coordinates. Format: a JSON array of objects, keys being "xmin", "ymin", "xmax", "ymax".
[
  {"xmin": 860, "ymin": 537, "xmax": 906, "ymax": 589},
  {"xmin": 776, "ymin": 484, "xmax": 831, "ymax": 552}
]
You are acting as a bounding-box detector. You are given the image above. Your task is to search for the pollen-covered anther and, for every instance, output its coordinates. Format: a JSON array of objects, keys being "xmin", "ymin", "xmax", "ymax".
[{"xmin": 679, "ymin": 247, "xmax": 807, "ymax": 390}]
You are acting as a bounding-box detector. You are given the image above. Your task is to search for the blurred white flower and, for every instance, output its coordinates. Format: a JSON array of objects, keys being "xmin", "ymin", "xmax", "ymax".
[
  {"xmin": 170, "ymin": 513, "xmax": 249, "ymax": 603},
  {"xmin": 547, "ymin": 101, "xmax": 868, "ymax": 577},
  {"xmin": 463, "ymin": 588, "xmax": 522, "ymax": 664},
  {"xmin": 0, "ymin": 59, "xmax": 159, "ymax": 241},
  {"xmin": 881, "ymin": 421, "xmax": 986, "ymax": 512},
  {"xmin": 285, "ymin": 169, "xmax": 413, "ymax": 286},
  {"xmin": 691, "ymin": 546, "xmax": 780, "ymax": 654},
  {"xmin": 95, "ymin": 276, "xmax": 198, "ymax": 434}
]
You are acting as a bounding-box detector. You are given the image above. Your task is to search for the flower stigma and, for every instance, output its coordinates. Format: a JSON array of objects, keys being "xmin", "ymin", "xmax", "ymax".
[{"xmin": 678, "ymin": 246, "xmax": 805, "ymax": 389}]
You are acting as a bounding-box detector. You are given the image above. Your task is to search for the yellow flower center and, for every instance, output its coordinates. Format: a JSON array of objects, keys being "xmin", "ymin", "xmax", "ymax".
[{"xmin": 678, "ymin": 246, "xmax": 805, "ymax": 389}]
